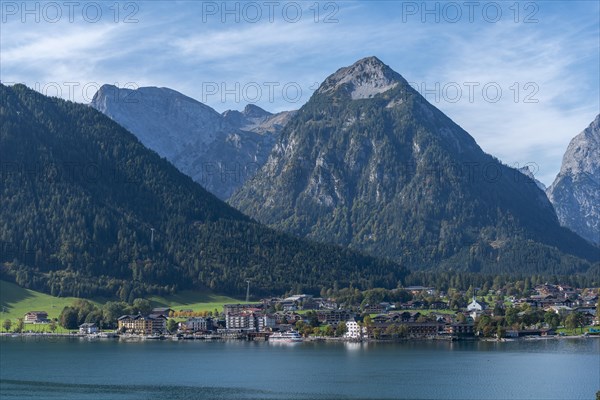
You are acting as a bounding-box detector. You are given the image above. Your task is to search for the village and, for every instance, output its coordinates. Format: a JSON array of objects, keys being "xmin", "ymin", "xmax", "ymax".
[{"xmin": 13, "ymin": 283, "xmax": 599, "ymax": 342}]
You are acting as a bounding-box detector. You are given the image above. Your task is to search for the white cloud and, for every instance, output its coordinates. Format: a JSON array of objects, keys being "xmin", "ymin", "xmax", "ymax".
[{"xmin": 1, "ymin": 1, "xmax": 597, "ymax": 185}]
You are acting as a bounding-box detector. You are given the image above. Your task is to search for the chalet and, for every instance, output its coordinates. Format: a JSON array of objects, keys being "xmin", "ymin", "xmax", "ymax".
[
  {"xmin": 362, "ymin": 303, "xmax": 384, "ymax": 314},
  {"xmin": 535, "ymin": 284, "xmax": 560, "ymax": 297},
  {"xmin": 506, "ymin": 328, "xmax": 555, "ymax": 338},
  {"xmin": 151, "ymin": 308, "xmax": 173, "ymax": 317},
  {"xmin": 316, "ymin": 298, "xmax": 338, "ymax": 310},
  {"xmin": 405, "ymin": 322, "xmax": 442, "ymax": 337},
  {"xmin": 371, "ymin": 314, "xmax": 389, "ymax": 324},
  {"xmin": 223, "ymin": 303, "xmax": 263, "ymax": 315},
  {"xmin": 24, "ymin": 311, "xmax": 48, "ymax": 324},
  {"xmin": 282, "ymin": 294, "xmax": 309, "ymax": 302},
  {"xmin": 317, "ymin": 310, "xmax": 353, "ymax": 326},
  {"xmin": 79, "ymin": 323, "xmax": 99, "ymax": 334},
  {"xmin": 444, "ymin": 324, "xmax": 475, "ymax": 336},
  {"xmin": 404, "ymin": 286, "xmax": 435, "ymax": 295},
  {"xmin": 429, "ymin": 301, "xmax": 448, "ymax": 309},
  {"xmin": 403, "ymin": 300, "xmax": 425, "ymax": 309},
  {"xmin": 581, "ymin": 294, "xmax": 598, "ymax": 307},
  {"xmin": 546, "ymin": 306, "xmax": 573, "ymax": 316}
]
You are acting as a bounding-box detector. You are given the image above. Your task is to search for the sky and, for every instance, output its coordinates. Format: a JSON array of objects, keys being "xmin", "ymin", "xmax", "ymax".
[{"xmin": 1, "ymin": 0, "xmax": 599, "ymax": 185}]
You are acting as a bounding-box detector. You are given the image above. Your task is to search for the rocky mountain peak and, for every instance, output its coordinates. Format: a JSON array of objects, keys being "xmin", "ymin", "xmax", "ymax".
[
  {"xmin": 91, "ymin": 85, "xmax": 294, "ymax": 200},
  {"xmin": 230, "ymin": 57, "xmax": 600, "ymax": 273},
  {"xmin": 242, "ymin": 104, "xmax": 272, "ymax": 118},
  {"xmin": 558, "ymin": 114, "xmax": 600, "ymax": 177},
  {"xmin": 547, "ymin": 114, "xmax": 600, "ymax": 245},
  {"xmin": 316, "ymin": 56, "xmax": 405, "ymax": 100},
  {"xmin": 518, "ymin": 166, "xmax": 547, "ymax": 191}
]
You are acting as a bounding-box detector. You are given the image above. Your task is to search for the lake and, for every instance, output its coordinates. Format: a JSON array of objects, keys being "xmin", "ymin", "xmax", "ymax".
[{"xmin": 0, "ymin": 337, "xmax": 598, "ymax": 399}]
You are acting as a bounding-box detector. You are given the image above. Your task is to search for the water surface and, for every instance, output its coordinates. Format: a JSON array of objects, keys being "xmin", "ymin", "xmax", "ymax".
[{"xmin": 1, "ymin": 337, "xmax": 598, "ymax": 399}]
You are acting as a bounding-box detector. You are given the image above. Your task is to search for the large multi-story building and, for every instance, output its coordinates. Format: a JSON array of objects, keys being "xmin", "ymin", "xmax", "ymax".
[
  {"xmin": 344, "ymin": 320, "xmax": 366, "ymax": 339},
  {"xmin": 225, "ymin": 312, "xmax": 257, "ymax": 331},
  {"xmin": 182, "ymin": 317, "xmax": 213, "ymax": 332},
  {"xmin": 225, "ymin": 312, "xmax": 277, "ymax": 332},
  {"xmin": 117, "ymin": 314, "xmax": 167, "ymax": 335}
]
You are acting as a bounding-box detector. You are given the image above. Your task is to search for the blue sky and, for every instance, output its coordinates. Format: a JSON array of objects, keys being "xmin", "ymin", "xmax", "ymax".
[{"xmin": 1, "ymin": 0, "xmax": 598, "ymax": 185}]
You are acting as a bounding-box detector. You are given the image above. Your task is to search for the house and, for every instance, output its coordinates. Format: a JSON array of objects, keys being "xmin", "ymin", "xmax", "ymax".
[
  {"xmin": 151, "ymin": 308, "xmax": 173, "ymax": 317},
  {"xmin": 24, "ymin": 311, "xmax": 48, "ymax": 324},
  {"xmin": 223, "ymin": 303, "xmax": 263, "ymax": 315},
  {"xmin": 362, "ymin": 303, "xmax": 384, "ymax": 314},
  {"xmin": 118, "ymin": 314, "xmax": 167, "ymax": 335},
  {"xmin": 546, "ymin": 306, "xmax": 573, "ymax": 316},
  {"xmin": 315, "ymin": 298, "xmax": 338, "ymax": 310},
  {"xmin": 317, "ymin": 310, "xmax": 353, "ymax": 326},
  {"xmin": 79, "ymin": 323, "xmax": 99, "ymax": 334},
  {"xmin": 429, "ymin": 301, "xmax": 448, "ymax": 309},
  {"xmin": 404, "ymin": 286, "xmax": 435, "ymax": 295}
]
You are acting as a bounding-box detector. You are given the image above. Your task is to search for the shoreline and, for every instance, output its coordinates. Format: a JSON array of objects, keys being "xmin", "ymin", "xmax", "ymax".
[{"xmin": 1, "ymin": 331, "xmax": 596, "ymax": 343}]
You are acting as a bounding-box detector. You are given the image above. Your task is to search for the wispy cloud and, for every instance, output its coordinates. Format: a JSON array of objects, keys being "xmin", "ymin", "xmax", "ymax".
[{"xmin": 1, "ymin": 0, "xmax": 597, "ymax": 184}]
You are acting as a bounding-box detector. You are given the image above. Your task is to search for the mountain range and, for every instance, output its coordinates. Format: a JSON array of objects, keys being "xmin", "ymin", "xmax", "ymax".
[
  {"xmin": 2, "ymin": 57, "xmax": 598, "ymax": 300},
  {"xmin": 0, "ymin": 83, "xmax": 406, "ymax": 299},
  {"xmin": 547, "ymin": 114, "xmax": 600, "ymax": 245},
  {"xmin": 91, "ymin": 85, "xmax": 294, "ymax": 200},
  {"xmin": 230, "ymin": 57, "xmax": 599, "ymax": 275}
]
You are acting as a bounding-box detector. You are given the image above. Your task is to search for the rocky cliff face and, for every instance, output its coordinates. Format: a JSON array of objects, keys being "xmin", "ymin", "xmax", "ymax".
[
  {"xmin": 547, "ymin": 115, "xmax": 600, "ymax": 245},
  {"xmin": 230, "ymin": 56, "xmax": 599, "ymax": 274},
  {"xmin": 91, "ymin": 85, "xmax": 294, "ymax": 199}
]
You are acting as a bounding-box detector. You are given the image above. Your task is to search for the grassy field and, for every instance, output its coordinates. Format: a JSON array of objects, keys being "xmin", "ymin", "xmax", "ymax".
[
  {"xmin": 555, "ymin": 325, "xmax": 596, "ymax": 336},
  {"xmin": 148, "ymin": 290, "xmax": 247, "ymax": 313},
  {"xmin": 0, "ymin": 280, "xmax": 245, "ymax": 324},
  {"xmin": 0, "ymin": 280, "xmax": 97, "ymax": 322}
]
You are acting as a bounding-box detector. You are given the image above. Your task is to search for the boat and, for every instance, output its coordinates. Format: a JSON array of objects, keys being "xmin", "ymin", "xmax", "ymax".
[{"xmin": 268, "ymin": 330, "xmax": 303, "ymax": 343}]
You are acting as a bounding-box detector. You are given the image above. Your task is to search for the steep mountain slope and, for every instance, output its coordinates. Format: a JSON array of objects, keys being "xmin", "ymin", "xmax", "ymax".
[
  {"xmin": 0, "ymin": 83, "xmax": 406, "ymax": 299},
  {"xmin": 91, "ymin": 85, "xmax": 294, "ymax": 199},
  {"xmin": 518, "ymin": 166, "xmax": 546, "ymax": 191},
  {"xmin": 547, "ymin": 115, "xmax": 600, "ymax": 245},
  {"xmin": 231, "ymin": 57, "xmax": 599, "ymax": 274}
]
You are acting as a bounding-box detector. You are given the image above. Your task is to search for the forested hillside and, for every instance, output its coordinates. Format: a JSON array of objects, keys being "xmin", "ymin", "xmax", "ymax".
[
  {"xmin": 0, "ymin": 84, "xmax": 407, "ymax": 300},
  {"xmin": 231, "ymin": 57, "xmax": 600, "ymax": 276}
]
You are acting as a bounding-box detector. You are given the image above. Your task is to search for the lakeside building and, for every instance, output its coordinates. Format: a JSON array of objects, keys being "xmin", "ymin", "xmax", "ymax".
[
  {"xmin": 117, "ymin": 314, "xmax": 167, "ymax": 335},
  {"xmin": 79, "ymin": 323, "xmax": 99, "ymax": 334},
  {"xmin": 24, "ymin": 311, "xmax": 49, "ymax": 324},
  {"xmin": 225, "ymin": 311, "xmax": 277, "ymax": 332},
  {"xmin": 344, "ymin": 320, "xmax": 367, "ymax": 339},
  {"xmin": 182, "ymin": 317, "xmax": 213, "ymax": 332}
]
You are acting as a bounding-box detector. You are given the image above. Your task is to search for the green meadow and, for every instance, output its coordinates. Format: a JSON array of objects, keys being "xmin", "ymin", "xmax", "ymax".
[{"xmin": 0, "ymin": 280, "xmax": 246, "ymax": 324}]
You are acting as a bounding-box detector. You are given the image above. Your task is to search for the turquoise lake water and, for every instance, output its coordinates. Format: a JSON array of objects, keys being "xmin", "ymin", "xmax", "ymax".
[{"xmin": 0, "ymin": 337, "xmax": 598, "ymax": 399}]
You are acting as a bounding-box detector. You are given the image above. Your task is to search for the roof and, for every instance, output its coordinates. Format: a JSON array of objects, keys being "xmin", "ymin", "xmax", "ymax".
[{"xmin": 80, "ymin": 323, "xmax": 97, "ymax": 328}]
